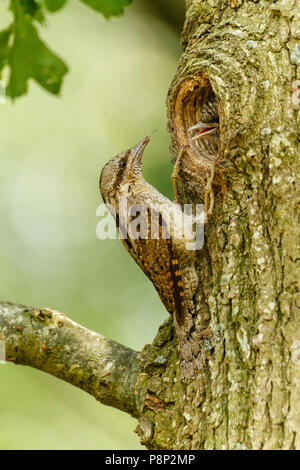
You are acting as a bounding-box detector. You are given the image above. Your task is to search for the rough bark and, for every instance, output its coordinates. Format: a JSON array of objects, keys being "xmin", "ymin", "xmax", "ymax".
[{"xmin": 0, "ymin": 0, "xmax": 299, "ymax": 451}]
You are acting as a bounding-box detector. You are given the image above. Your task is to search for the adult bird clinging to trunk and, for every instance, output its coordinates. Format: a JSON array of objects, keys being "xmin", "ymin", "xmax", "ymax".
[{"xmin": 99, "ymin": 95, "xmax": 219, "ymax": 379}]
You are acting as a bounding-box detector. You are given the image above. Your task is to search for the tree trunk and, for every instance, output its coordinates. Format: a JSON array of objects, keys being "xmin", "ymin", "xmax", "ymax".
[
  {"xmin": 1, "ymin": 0, "xmax": 299, "ymax": 450},
  {"xmin": 147, "ymin": 0, "xmax": 300, "ymax": 450}
]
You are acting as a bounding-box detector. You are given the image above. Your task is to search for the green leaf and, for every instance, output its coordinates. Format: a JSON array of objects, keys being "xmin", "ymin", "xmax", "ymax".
[
  {"xmin": 6, "ymin": 0, "xmax": 68, "ymax": 98},
  {"xmin": 79, "ymin": 0, "xmax": 131, "ymax": 18},
  {"xmin": 0, "ymin": 29, "xmax": 11, "ymax": 74},
  {"xmin": 44, "ymin": 0, "xmax": 68, "ymax": 13}
]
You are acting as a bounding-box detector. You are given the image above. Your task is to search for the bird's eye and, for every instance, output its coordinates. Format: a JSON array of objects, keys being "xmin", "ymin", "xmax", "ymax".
[{"xmin": 120, "ymin": 160, "xmax": 126, "ymax": 168}]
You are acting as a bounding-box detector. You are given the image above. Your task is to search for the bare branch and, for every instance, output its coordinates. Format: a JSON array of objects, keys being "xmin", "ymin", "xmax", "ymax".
[{"xmin": 0, "ymin": 301, "xmax": 140, "ymax": 417}]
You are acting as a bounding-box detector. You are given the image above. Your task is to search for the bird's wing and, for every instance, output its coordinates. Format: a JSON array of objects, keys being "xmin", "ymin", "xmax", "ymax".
[{"xmin": 116, "ymin": 211, "xmax": 185, "ymax": 326}]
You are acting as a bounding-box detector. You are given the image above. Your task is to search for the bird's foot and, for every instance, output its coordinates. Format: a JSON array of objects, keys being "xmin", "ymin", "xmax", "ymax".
[{"xmin": 171, "ymin": 145, "xmax": 189, "ymax": 206}]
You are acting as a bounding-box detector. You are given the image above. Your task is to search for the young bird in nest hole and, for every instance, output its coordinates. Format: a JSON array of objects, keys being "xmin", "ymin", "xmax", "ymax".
[{"xmin": 172, "ymin": 92, "xmax": 220, "ymax": 215}]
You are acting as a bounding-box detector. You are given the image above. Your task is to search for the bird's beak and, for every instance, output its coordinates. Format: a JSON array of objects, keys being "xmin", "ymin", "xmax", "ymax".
[
  {"xmin": 131, "ymin": 136, "xmax": 150, "ymax": 164},
  {"xmin": 188, "ymin": 121, "xmax": 219, "ymax": 140}
]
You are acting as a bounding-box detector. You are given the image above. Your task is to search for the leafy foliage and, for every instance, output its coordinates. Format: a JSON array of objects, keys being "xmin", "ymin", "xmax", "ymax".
[
  {"xmin": 5, "ymin": 0, "xmax": 68, "ymax": 98},
  {"xmin": 0, "ymin": 0, "xmax": 132, "ymax": 99}
]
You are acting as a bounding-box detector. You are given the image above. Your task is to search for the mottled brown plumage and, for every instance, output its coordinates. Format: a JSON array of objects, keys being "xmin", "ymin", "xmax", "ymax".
[{"xmin": 100, "ymin": 137, "xmax": 201, "ymax": 379}]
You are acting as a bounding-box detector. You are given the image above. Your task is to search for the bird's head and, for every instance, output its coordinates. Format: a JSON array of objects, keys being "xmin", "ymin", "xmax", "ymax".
[{"xmin": 100, "ymin": 136, "xmax": 150, "ymax": 202}]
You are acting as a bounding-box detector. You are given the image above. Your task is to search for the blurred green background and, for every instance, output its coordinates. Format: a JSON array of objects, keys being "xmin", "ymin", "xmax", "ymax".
[{"xmin": 0, "ymin": 0, "xmax": 184, "ymax": 450}]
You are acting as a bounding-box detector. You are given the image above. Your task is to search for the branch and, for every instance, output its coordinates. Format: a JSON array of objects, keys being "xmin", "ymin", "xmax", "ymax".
[{"xmin": 0, "ymin": 301, "xmax": 140, "ymax": 417}]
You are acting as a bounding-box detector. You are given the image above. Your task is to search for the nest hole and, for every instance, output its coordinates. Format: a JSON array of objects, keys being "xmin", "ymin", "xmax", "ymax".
[{"xmin": 170, "ymin": 74, "xmax": 222, "ymax": 199}]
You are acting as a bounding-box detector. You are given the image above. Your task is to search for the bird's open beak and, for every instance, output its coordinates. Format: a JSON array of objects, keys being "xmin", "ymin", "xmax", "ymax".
[
  {"xmin": 132, "ymin": 136, "xmax": 150, "ymax": 164},
  {"xmin": 188, "ymin": 121, "xmax": 219, "ymax": 141}
]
